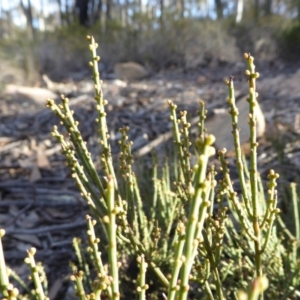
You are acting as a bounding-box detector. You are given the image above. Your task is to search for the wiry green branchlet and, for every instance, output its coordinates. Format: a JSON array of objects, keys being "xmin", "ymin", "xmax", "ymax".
[
  {"xmin": 197, "ymin": 100, "xmax": 207, "ymax": 139},
  {"xmin": 24, "ymin": 248, "xmax": 48, "ymax": 300},
  {"xmin": 179, "ymin": 110, "xmax": 192, "ymax": 180},
  {"xmin": 237, "ymin": 276, "xmax": 268, "ymax": 300},
  {"xmin": 47, "ymin": 98, "xmax": 107, "ymax": 222},
  {"xmin": 70, "ymin": 270, "xmax": 87, "ymax": 300},
  {"xmin": 87, "ymin": 35, "xmax": 117, "ymax": 190},
  {"xmin": 136, "ymin": 255, "xmax": 149, "ymax": 300},
  {"xmin": 244, "ymin": 54, "xmax": 263, "ymax": 283},
  {"xmin": 0, "ymin": 229, "xmax": 19, "ymax": 300},
  {"xmin": 86, "ymin": 215, "xmax": 112, "ymax": 298},
  {"xmin": 118, "ymin": 126, "xmax": 136, "ymax": 226},
  {"xmin": 176, "ymin": 134, "xmax": 215, "ymax": 300},
  {"xmin": 105, "ymin": 175, "xmax": 120, "ymax": 300},
  {"xmin": 161, "ymin": 216, "xmax": 182, "ymax": 290},
  {"xmin": 221, "ymin": 55, "xmax": 281, "ymax": 300},
  {"xmin": 218, "ymin": 150, "xmax": 257, "ymax": 241},
  {"xmin": 226, "ymin": 77, "xmax": 252, "ymax": 217},
  {"xmin": 72, "ymin": 237, "xmax": 92, "ymax": 290},
  {"xmin": 168, "ymin": 100, "xmax": 193, "ymax": 193}
]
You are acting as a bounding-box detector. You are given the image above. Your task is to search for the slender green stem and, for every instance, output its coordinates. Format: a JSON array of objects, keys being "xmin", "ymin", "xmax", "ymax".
[
  {"xmin": 260, "ymin": 170, "xmax": 279, "ymax": 230},
  {"xmin": 87, "ymin": 36, "xmax": 119, "ymax": 195},
  {"xmin": 219, "ymin": 150, "xmax": 257, "ymax": 241},
  {"xmin": 204, "ymin": 281, "xmax": 215, "ymax": 300},
  {"xmin": 244, "ymin": 54, "xmax": 261, "ymax": 280},
  {"xmin": 213, "ymin": 268, "xmax": 225, "ymax": 300},
  {"xmin": 24, "ymin": 248, "xmax": 46, "ymax": 300},
  {"xmin": 86, "ymin": 215, "xmax": 112, "ymax": 297},
  {"xmin": 198, "ymin": 100, "xmax": 207, "ymax": 139},
  {"xmin": 168, "ymin": 101, "xmax": 191, "ymax": 188},
  {"xmin": 105, "ymin": 175, "xmax": 120, "ymax": 300},
  {"xmin": 137, "ymin": 255, "xmax": 148, "ymax": 300},
  {"xmin": 291, "ymin": 183, "xmax": 300, "ymax": 240},
  {"xmin": 48, "ymin": 106, "xmax": 107, "ymax": 215},
  {"xmin": 177, "ymin": 135, "xmax": 215, "ymax": 300},
  {"xmin": 167, "ymin": 222, "xmax": 187, "ymax": 300},
  {"xmin": 70, "ymin": 271, "xmax": 86, "ymax": 300},
  {"xmin": 226, "ymin": 77, "xmax": 252, "ymax": 218},
  {"xmin": 7, "ymin": 267, "xmax": 33, "ymax": 297},
  {"xmin": 0, "ymin": 229, "xmax": 10, "ymax": 299}
]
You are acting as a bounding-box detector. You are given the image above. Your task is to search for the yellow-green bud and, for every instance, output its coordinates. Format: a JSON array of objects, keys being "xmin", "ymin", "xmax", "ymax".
[{"xmin": 243, "ymin": 53, "xmax": 249, "ymax": 59}]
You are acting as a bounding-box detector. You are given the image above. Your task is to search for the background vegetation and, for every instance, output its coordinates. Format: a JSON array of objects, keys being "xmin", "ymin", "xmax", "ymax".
[{"xmin": 1, "ymin": 0, "xmax": 300, "ymax": 84}]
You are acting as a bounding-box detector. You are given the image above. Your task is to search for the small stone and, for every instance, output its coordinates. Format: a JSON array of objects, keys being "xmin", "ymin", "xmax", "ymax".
[
  {"xmin": 114, "ymin": 62, "xmax": 149, "ymax": 81},
  {"xmin": 205, "ymin": 97, "xmax": 265, "ymax": 151}
]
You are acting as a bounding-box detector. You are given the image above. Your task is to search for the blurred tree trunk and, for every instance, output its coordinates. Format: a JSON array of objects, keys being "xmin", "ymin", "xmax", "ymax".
[
  {"xmin": 21, "ymin": 0, "xmax": 34, "ymax": 38},
  {"xmin": 2, "ymin": 10, "xmax": 14, "ymax": 37},
  {"xmin": 90, "ymin": 0, "xmax": 96, "ymax": 22},
  {"xmin": 76, "ymin": 0, "xmax": 89, "ymax": 26},
  {"xmin": 254, "ymin": 0, "xmax": 260, "ymax": 21},
  {"xmin": 124, "ymin": 0, "xmax": 129, "ymax": 26},
  {"xmin": 106, "ymin": 0, "xmax": 112, "ymax": 21},
  {"xmin": 64, "ymin": 0, "xmax": 72, "ymax": 25},
  {"xmin": 20, "ymin": 0, "xmax": 38, "ymax": 85},
  {"xmin": 90, "ymin": 0, "xmax": 102, "ymax": 24},
  {"xmin": 264, "ymin": 0, "xmax": 272, "ymax": 15},
  {"xmin": 177, "ymin": 0, "xmax": 184, "ymax": 18},
  {"xmin": 138, "ymin": 0, "xmax": 142, "ymax": 14},
  {"xmin": 38, "ymin": 0, "xmax": 46, "ymax": 30},
  {"xmin": 91, "ymin": 0, "xmax": 102, "ymax": 24},
  {"xmin": 297, "ymin": 0, "xmax": 300, "ymax": 20},
  {"xmin": 214, "ymin": 0, "xmax": 223, "ymax": 19},
  {"xmin": 235, "ymin": 0, "xmax": 243, "ymax": 23},
  {"xmin": 57, "ymin": 0, "xmax": 63, "ymax": 25},
  {"xmin": 146, "ymin": 0, "xmax": 153, "ymax": 30},
  {"xmin": 160, "ymin": 0, "xmax": 164, "ymax": 26}
]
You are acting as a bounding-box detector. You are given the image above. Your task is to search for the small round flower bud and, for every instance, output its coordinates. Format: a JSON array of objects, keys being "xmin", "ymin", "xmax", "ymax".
[{"xmin": 205, "ymin": 134, "xmax": 216, "ymax": 146}]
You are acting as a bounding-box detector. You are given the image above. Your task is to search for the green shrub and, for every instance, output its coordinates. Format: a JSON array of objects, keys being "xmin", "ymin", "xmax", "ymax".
[
  {"xmin": 0, "ymin": 18, "xmax": 241, "ymax": 82},
  {"xmin": 1, "ymin": 36, "xmax": 300, "ymax": 300},
  {"xmin": 230, "ymin": 16, "xmax": 291, "ymax": 62},
  {"xmin": 278, "ymin": 22, "xmax": 300, "ymax": 61}
]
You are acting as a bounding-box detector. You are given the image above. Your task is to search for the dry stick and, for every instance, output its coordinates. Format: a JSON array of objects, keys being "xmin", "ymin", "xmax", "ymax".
[
  {"xmin": 0, "ymin": 141, "xmax": 24, "ymax": 153},
  {"xmin": 0, "ymin": 199, "xmax": 86, "ymax": 207},
  {"xmin": 4, "ymin": 203, "xmax": 33, "ymax": 227},
  {"xmin": 135, "ymin": 130, "xmax": 173, "ymax": 157},
  {"xmin": 5, "ymin": 220, "xmax": 86, "ymax": 235}
]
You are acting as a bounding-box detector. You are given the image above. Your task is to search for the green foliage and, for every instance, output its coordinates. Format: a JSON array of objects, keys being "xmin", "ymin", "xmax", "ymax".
[
  {"xmin": 0, "ymin": 17, "xmax": 238, "ymax": 82},
  {"xmin": 278, "ymin": 22, "xmax": 300, "ymax": 61},
  {"xmin": 1, "ymin": 36, "xmax": 300, "ymax": 300},
  {"xmin": 230, "ymin": 15, "xmax": 292, "ymax": 62},
  {"xmin": 2, "ymin": 13, "xmax": 300, "ymax": 85}
]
